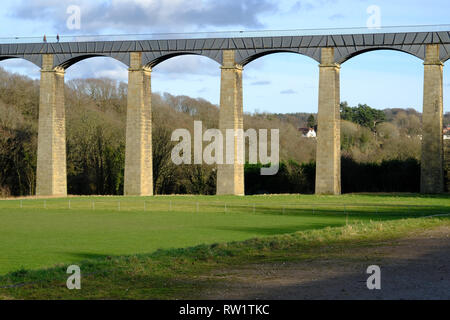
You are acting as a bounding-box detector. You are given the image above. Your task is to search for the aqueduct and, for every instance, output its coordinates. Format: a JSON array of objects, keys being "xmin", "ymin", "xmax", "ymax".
[{"xmin": 1, "ymin": 29, "xmax": 449, "ymax": 196}]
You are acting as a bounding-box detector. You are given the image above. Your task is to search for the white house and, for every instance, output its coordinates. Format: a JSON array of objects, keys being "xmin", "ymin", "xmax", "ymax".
[
  {"xmin": 299, "ymin": 127, "xmax": 317, "ymax": 138},
  {"xmin": 444, "ymin": 125, "xmax": 450, "ymax": 140}
]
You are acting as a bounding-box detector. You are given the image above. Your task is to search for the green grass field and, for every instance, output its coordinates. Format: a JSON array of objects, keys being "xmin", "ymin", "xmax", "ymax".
[
  {"xmin": 0, "ymin": 194, "xmax": 449, "ymax": 276},
  {"xmin": 0, "ymin": 193, "xmax": 449, "ymax": 299}
]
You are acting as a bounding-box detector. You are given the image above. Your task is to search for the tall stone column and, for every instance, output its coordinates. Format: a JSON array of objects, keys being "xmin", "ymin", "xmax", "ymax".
[
  {"xmin": 124, "ymin": 52, "xmax": 153, "ymax": 196},
  {"xmin": 36, "ymin": 54, "xmax": 67, "ymax": 197},
  {"xmin": 315, "ymin": 47, "xmax": 341, "ymax": 195},
  {"xmin": 421, "ymin": 44, "xmax": 444, "ymax": 194},
  {"xmin": 217, "ymin": 50, "xmax": 245, "ymax": 196}
]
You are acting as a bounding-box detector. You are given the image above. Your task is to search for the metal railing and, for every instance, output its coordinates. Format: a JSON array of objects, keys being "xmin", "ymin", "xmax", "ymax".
[{"xmin": 1, "ymin": 24, "xmax": 450, "ymax": 44}]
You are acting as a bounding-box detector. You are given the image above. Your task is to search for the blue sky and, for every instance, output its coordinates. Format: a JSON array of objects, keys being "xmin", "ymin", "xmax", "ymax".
[{"xmin": 0, "ymin": 0, "xmax": 449, "ymax": 114}]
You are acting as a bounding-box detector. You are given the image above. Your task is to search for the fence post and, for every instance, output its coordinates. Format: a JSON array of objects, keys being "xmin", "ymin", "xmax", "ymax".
[
  {"xmin": 20, "ymin": 200, "xmax": 23, "ymax": 209},
  {"xmin": 118, "ymin": 201, "xmax": 121, "ymax": 211}
]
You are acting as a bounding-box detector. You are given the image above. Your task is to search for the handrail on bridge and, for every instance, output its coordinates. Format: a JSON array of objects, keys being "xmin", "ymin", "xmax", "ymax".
[{"xmin": 1, "ymin": 24, "xmax": 450, "ymax": 44}]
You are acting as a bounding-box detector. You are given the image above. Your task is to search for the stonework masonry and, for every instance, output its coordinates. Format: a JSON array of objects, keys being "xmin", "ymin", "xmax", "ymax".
[
  {"xmin": 124, "ymin": 52, "xmax": 153, "ymax": 196},
  {"xmin": 36, "ymin": 54, "xmax": 67, "ymax": 197},
  {"xmin": 315, "ymin": 47, "xmax": 341, "ymax": 195},
  {"xmin": 217, "ymin": 50, "xmax": 245, "ymax": 196},
  {"xmin": 31, "ymin": 40, "xmax": 447, "ymax": 197},
  {"xmin": 421, "ymin": 44, "xmax": 444, "ymax": 194}
]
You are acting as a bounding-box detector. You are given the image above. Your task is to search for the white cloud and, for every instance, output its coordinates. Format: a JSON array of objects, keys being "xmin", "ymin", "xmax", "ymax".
[
  {"xmin": 12, "ymin": 0, "xmax": 277, "ymax": 34},
  {"xmin": 154, "ymin": 55, "xmax": 219, "ymax": 76},
  {"xmin": 280, "ymin": 89, "xmax": 297, "ymax": 95},
  {"xmin": 251, "ymin": 80, "xmax": 271, "ymax": 86}
]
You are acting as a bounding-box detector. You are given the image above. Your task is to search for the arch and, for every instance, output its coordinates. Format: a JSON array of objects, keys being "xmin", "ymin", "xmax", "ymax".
[
  {"xmin": 0, "ymin": 55, "xmax": 41, "ymax": 68},
  {"xmin": 149, "ymin": 53, "xmax": 221, "ymax": 107},
  {"xmin": 338, "ymin": 46, "xmax": 425, "ymax": 65},
  {"xmin": 340, "ymin": 48, "xmax": 423, "ymax": 120},
  {"xmin": 239, "ymin": 49, "xmax": 320, "ymax": 67},
  {"xmin": 240, "ymin": 51, "xmax": 319, "ymax": 176},
  {"xmin": 242, "ymin": 51, "xmax": 319, "ymax": 115},
  {"xmin": 440, "ymin": 50, "xmax": 450, "ymax": 63},
  {"xmin": 56, "ymin": 54, "xmax": 129, "ymax": 70},
  {"xmin": 143, "ymin": 51, "xmax": 221, "ymax": 68}
]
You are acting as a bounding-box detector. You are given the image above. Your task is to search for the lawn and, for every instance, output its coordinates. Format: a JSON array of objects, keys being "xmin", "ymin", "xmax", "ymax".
[{"xmin": 0, "ymin": 194, "xmax": 448, "ymax": 277}]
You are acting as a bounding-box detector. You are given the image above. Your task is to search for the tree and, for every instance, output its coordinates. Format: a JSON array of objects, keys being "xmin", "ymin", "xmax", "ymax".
[
  {"xmin": 307, "ymin": 114, "xmax": 316, "ymax": 128},
  {"xmin": 185, "ymin": 165, "xmax": 216, "ymax": 195},
  {"xmin": 152, "ymin": 124, "xmax": 176, "ymax": 195},
  {"xmin": 340, "ymin": 102, "xmax": 386, "ymax": 133},
  {"xmin": 340, "ymin": 101, "xmax": 353, "ymax": 122}
]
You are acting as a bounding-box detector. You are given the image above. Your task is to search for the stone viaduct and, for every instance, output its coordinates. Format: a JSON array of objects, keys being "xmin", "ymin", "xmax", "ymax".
[{"xmin": 1, "ymin": 30, "xmax": 449, "ymax": 196}]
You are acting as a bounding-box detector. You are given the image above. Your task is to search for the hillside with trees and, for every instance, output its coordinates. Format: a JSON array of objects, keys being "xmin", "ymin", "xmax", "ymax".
[{"xmin": 0, "ymin": 67, "xmax": 444, "ymax": 196}]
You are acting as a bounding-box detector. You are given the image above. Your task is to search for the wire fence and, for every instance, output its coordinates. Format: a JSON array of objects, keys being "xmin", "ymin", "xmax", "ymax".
[{"xmin": 3, "ymin": 198, "xmax": 449, "ymax": 217}]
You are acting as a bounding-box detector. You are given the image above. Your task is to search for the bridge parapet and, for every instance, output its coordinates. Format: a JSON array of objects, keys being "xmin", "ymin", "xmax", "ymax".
[{"xmin": 1, "ymin": 30, "xmax": 450, "ymax": 69}]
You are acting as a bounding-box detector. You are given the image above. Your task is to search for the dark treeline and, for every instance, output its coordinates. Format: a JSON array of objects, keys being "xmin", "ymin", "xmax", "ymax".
[
  {"xmin": 0, "ymin": 67, "xmax": 441, "ymax": 197},
  {"xmin": 245, "ymin": 157, "xmax": 420, "ymax": 195},
  {"xmin": 341, "ymin": 157, "xmax": 421, "ymax": 193},
  {"xmin": 246, "ymin": 162, "xmax": 316, "ymax": 195}
]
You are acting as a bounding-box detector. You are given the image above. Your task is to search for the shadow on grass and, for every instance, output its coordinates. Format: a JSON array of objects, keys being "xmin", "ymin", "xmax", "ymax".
[
  {"xmin": 350, "ymin": 193, "xmax": 450, "ymax": 199},
  {"xmin": 214, "ymin": 224, "xmax": 341, "ymax": 236},
  {"xmin": 230, "ymin": 205, "xmax": 450, "ymax": 220},
  {"xmin": 58, "ymin": 252, "xmax": 114, "ymax": 261}
]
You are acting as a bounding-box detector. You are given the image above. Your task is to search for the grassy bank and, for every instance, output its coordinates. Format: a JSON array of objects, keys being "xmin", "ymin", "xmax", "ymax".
[
  {"xmin": 0, "ymin": 194, "xmax": 449, "ymax": 275},
  {"xmin": 0, "ymin": 213, "xmax": 449, "ymax": 299}
]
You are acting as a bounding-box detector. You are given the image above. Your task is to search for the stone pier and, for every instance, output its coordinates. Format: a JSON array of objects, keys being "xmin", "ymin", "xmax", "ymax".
[
  {"xmin": 36, "ymin": 54, "xmax": 67, "ymax": 197},
  {"xmin": 421, "ymin": 44, "xmax": 444, "ymax": 194},
  {"xmin": 124, "ymin": 52, "xmax": 153, "ymax": 196},
  {"xmin": 315, "ymin": 47, "xmax": 341, "ymax": 195},
  {"xmin": 217, "ymin": 50, "xmax": 245, "ymax": 196}
]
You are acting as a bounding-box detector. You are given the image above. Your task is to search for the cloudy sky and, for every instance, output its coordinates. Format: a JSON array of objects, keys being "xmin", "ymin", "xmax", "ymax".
[{"xmin": 0, "ymin": 0, "xmax": 450, "ymax": 114}]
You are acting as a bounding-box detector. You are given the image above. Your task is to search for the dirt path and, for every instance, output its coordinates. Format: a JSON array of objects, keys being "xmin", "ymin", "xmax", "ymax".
[{"xmin": 201, "ymin": 226, "xmax": 450, "ymax": 300}]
